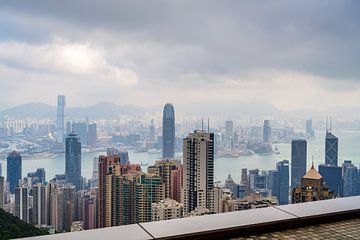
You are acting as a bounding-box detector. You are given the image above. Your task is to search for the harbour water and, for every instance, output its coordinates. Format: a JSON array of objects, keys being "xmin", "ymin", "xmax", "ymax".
[{"xmin": 1, "ymin": 129, "xmax": 359, "ymax": 184}]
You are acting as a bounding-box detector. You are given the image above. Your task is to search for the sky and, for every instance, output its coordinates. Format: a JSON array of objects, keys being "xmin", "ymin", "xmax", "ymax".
[{"xmin": 0, "ymin": 1, "xmax": 360, "ymax": 111}]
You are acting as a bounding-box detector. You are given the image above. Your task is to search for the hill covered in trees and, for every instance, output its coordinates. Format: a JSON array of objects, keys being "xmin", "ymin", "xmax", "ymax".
[{"xmin": 0, "ymin": 209, "xmax": 49, "ymax": 239}]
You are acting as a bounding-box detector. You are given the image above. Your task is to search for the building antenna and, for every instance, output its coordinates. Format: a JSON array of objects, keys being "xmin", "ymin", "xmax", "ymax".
[
  {"xmin": 330, "ymin": 115, "xmax": 332, "ymax": 132},
  {"xmin": 201, "ymin": 117, "xmax": 204, "ymax": 131},
  {"xmin": 326, "ymin": 115, "xmax": 329, "ymax": 133}
]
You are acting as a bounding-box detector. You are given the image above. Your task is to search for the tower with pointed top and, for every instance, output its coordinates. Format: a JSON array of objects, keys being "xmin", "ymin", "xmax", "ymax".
[{"xmin": 292, "ymin": 164, "xmax": 333, "ymax": 203}]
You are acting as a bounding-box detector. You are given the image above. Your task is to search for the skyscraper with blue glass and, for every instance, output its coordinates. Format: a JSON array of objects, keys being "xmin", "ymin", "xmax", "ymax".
[
  {"xmin": 7, "ymin": 151, "xmax": 22, "ymax": 194},
  {"xmin": 318, "ymin": 164, "xmax": 342, "ymax": 197},
  {"xmin": 272, "ymin": 160, "xmax": 289, "ymax": 205},
  {"xmin": 162, "ymin": 103, "xmax": 175, "ymax": 158},
  {"xmin": 325, "ymin": 131, "xmax": 338, "ymax": 166},
  {"xmin": 291, "ymin": 139, "xmax": 307, "ymax": 189},
  {"xmin": 65, "ymin": 132, "xmax": 82, "ymax": 190}
]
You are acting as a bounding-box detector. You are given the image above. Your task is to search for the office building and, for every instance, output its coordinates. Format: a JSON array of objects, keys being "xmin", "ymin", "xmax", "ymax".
[
  {"xmin": 151, "ymin": 199, "xmax": 183, "ymax": 221},
  {"xmin": 263, "ymin": 120, "xmax": 271, "ymax": 143},
  {"xmin": 318, "ymin": 164, "xmax": 342, "ymax": 197},
  {"xmin": 306, "ymin": 119, "xmax": 315, "ymax": 137},
  {"xmin": 292, "ymin": 164, "xmax": 333, "ymax": 203},
  {"xmin": 57, "ymin": 95, "xmax": 66, "ymax": 143},
  {"xmin": 87, "ymin": 123, "xmax": 97, "ymax": 148},
  {"xmin": 224, "ymin": 174, "xmax": 239, "ymax": 198},
  {"xmin": 162, "ymin": 103, "xmax": 175, "ymax": 158},
  {"xmin": 7, "ymin": 151, "xmax": 22, "ymax": 194},
  {"xmin": 271, "ymin": 160, "xmax": 289, "ymax": 205},
  {"xmin": 241, "ymin": 168, "xmax": 249, "ymax": 193},
  {"xmin": 149, "ymin": 119, "xmax": 155, "ymax": 142},
  {"xmin": 72, "ymin": 122, "xmax": 88, "ymax": 146},
  {"xmin": 342, "ymin": 160, "xmax": 359, "ymax": 197},
  {"xmin": 182, "ymin": 130, "xmax": 214, "ymax": 214},
  {"xmin": 291, "ymin": 139, "xmax": 307, "ymax": 189},
  {"xmin": 225, "ymin": 120, "xmax": 234, "ymax": 147},
  {"xmin": 325, "ymin": 131, "xmax": 338, "ymax": 166},
  {"xmin": 65, "ymin": 132, "xmax": 82, "ymax": 190}
]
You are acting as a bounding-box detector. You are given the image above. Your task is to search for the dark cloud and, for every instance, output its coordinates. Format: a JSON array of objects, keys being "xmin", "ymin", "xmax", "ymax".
[{"xmin": 0, "ymin": 1, "xmax": 360, "ymax": 109}]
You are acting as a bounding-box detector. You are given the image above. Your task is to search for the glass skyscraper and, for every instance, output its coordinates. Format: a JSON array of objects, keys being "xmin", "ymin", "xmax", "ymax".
[
  {"xmin": 65, "ymin": 132, "xmax": 82, "ymax": 190},
  {"xmin": 56, "ymin": 95, "xmax": 66, "ymax": 143},
  {"xmin": 318, "ymin": 164, "xmax": 342, "ymax": 197},
  {"xmin": 7, "ymin": 151, "xmax": 22, "ymax": 194},
  {"xmin": 291, "ymin": 139, "xmax": 307, "ymax": 189},
  {"xmin": 162, "ymin": 103, "xmax": 175, "ymax": 158},
  {"xmin": 263, "ymin": 120, "xmax": 271, "ymax": 143},
  {"xmin": 325, "ymin": 131, "xmax": 338, "ymax": 166},
  {"xmin": 272, "ymin": 160, "xmax": 289, "ymax": 205}
]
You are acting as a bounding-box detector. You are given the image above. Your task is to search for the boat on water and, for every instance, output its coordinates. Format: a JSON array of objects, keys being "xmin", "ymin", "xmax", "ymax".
[{"xmin": 274, "ymin": 146, "xmax": 280, "ymax": 154}]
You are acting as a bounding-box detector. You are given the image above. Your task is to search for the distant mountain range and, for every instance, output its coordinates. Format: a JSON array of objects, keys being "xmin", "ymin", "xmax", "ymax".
[{"xmin": 0, "ymin": 101, "xmax": 359, "ymax": 120}]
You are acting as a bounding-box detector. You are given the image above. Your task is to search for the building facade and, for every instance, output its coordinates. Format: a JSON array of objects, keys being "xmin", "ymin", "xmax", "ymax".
[
  {"xmin": 65, "ymin": 132, "xmax": 82, "ymax": 190},
  {"xmin": 7, "ymin": 151, "xmax": 22, "ymax": 194},
  {"xmin": 291, "ymin": 139, "xmax": 307, "ymax": 189},
  {"xmin": 162, "ymin": 103, "xmax": 175, "ymax": 158}
]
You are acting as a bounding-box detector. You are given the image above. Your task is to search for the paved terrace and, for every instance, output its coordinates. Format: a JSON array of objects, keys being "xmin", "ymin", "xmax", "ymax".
[{"xmin": 22, "ymin": 196, "xmax": 360, "ymax": 240}]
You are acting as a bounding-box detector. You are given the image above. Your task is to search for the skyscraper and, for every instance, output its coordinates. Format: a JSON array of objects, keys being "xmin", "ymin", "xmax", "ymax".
[
  {"xmin": 225, "ymin": 120, "xmax": 234, "ymax": 147},
  {"xmin": 65, "ymin": 132, "xmax": 82, "ymax": 190},
  {"xmin": 342, "ymin": 160, "xmax": 359, "ymax": 197},
  {"xmin": 162, "ymin": 103, "xmax": 175, "ymax": 158},
  {"xmin": 306, "ymin": 119, "xmax": 315, "ymax": 137},
  {"xmin": 318, "ymin": 164, "xmax": 342, "ymax": 197},
  {"xmin": 271, "ymin": 160, "xmax": 289, "ymax": 205},
  {"xmin": 263, "ymin": 120, "xmax": 271, "ymax": 143},
  {"xmin": 32, "ymin": 183, "xmax": 50, "ymax": 226},
  {"xmin": 292, "ymin": 164, "xmax": 333, "ymax": 203},
  {"xmin": 7, "ymin": 151, "xmax": 22, "ymax": 194},
  {"xmin": 291, "ymin": 139, "xmax": 307, "ymax": 189},
  {"xmin": 15, "ymin": 183, "xmax": 30, "ymax": 222},
  {"xmin": 240, "ymin": 168, "xmax": 249, "ymax": 193},
  {"xmin": 182, "ymin": 130, "xmax": 214, "ymax": 214},
  {"xmin": 57, "ymin": 95, "xmax": 66, "ymax": 143},
  {"xmin": 0, "ymin": 176, "xmax": 4, "ymax": 209},
  {"xmin": 87, "ymin": 123, "xmax": 97, "ymax": 148},
  {"xmin": 325, "ymin": 131, "xmax": 338, "ymax": 166},
  {"xmin": 149, "ymin": 119, "xmax": 155, "ymax": 142}
]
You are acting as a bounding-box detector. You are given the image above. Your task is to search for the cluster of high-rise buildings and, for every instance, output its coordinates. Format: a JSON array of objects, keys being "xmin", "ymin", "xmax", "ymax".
[{"xmin": 0, "ymin": 97, "xmax": 359, "ymax": 235}]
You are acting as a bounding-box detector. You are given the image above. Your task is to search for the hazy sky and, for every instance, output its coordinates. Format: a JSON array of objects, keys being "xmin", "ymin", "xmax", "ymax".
[{"xmin": 0, "ymin": 1, "xmax": 360, "ymax": 111}]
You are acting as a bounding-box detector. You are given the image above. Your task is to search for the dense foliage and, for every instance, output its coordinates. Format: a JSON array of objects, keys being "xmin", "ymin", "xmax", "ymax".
[{"xmin": 0, "ymin": 209, "xmax": 49, "ymax": 239}]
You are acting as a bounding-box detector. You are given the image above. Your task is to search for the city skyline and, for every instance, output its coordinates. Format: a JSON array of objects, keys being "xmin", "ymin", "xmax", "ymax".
[{"xmin": 1, "ymin": 1, "xmax": 360, "ymax": 111}]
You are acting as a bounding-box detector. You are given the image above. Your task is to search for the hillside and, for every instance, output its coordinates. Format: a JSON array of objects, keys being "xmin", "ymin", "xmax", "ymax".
[{"xmin": 0, "ymin": 209, "xmax": 49, "ymax": 239}]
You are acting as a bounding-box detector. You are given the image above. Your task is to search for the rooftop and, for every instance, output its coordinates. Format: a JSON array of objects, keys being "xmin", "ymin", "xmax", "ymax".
[
  {"xmin": 302, "ymin": 163, "xmax": 322, "ymax": 180},
  {"xmin": 21, "ymin": 196, "xmax": 360, "ymax": 240}
]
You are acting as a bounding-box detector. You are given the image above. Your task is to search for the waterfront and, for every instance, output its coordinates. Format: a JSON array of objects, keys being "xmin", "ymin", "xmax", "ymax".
[{"xmin": 1, "ymin": 129, "xmax": 359, "ymax": 184}]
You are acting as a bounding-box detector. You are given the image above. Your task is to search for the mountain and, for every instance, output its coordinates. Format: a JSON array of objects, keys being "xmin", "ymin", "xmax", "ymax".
[
  {"xmin": 0, "ymin": 102, "xmax": 146, "ymax": 119},
  {"xmin": 0, "ymin": 102, "xmax": 55, "ymax": 118}
]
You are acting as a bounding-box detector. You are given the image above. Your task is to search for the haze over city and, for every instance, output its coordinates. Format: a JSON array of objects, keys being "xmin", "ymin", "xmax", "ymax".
[{"xmin": 1, "ymin": 1, "xmax": 360, "ymax": 111}]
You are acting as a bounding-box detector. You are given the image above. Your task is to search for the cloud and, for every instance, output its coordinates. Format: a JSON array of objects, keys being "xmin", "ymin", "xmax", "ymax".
[{"xmin": 0, "ymin": 1, "xmax": 360, "ymax": 111}]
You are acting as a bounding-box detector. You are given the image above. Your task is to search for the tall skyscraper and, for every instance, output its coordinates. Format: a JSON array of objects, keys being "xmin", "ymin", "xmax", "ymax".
[
  {"xmin": 240, "ymin": 168, "xmax": 249, "ymax": 192},
  {"xmin": 32, "ymin": 183, "xmax": 50, "ymax": 226},
  {"xmin": 291, "ymin": 139, "xmax": 307, "ymax": 189},
  {"xmin": 15, "ymin": 183, "xmax": 30, "ymax": 222},
  {"xmin": 318, "ymin": 164, "xmax": 342, "ymax": 197},
  {"xmin": 7, "ymin": 151, "xmax": 22, "ymax": 194},
  {"xmin": 342, "ymin": 160, "xmax": 359, "ymax": 197},
  {"xmin": 306, "ymin": 119, "xmax": 315, "ymax": 137},
  {"xmin": 182, "ymin": 130, "xmax": 214, "ymax": 214},
  {"xmin": 271, "ymin": 160, "xmax": 289, "ymax": 205},
  {"xmin": 65, "ymin": 132, "xmax": 82, "ymax": 190},
  {"xmin": 292, "ymin": 164, "xmax": 333, "ymax": 203},
  {"xmin": 225, "ymin": 120, "xmax": 234, "ymax": 147},
  {"xmin": 162, "ymin": 103, "xmax": 175, "ymax": 158},
  {"xmin": 263, "ymin": 120, "xmax": 271, "ymax": 143},
  {"xmin": 325, "ymin": 130, "xmax": 338, "ymax": 166},
  {"xmin": 87, "ymin": 123, "xmax": 97, "ymax": 148},
  {"xmin": 149, "ymin": 119, "xmax": 155, "ymax": 142},
  {"xmin": 57, "ymin": 95, "xmax": 66, "ymax": 143}
]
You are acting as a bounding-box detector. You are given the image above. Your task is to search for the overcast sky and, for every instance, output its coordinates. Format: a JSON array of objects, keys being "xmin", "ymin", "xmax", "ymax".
[{"xmin": 0, "ymin": 1, "xmax": 359, "ymax": 111}]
